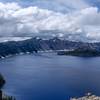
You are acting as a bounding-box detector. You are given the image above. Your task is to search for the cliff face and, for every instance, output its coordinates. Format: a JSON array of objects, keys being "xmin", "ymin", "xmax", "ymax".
[{"xmin": 0, "ymin": 37, "xmax": 100, "ymax": 57}]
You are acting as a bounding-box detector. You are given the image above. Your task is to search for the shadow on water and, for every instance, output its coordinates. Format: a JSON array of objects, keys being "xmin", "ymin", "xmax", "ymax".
[{"xmin": 33, "ymin": 53, "xmax": 53, "ymax": 59}]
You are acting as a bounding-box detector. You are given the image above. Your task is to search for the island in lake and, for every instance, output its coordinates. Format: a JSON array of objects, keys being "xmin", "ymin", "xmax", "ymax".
[
  {"xmin": 57, "ymin": 44, "xmax": 100, "ymax": 57},
  {"xmin": 57, "ymin": 49, "xmax": 100, "ymax": 57}
]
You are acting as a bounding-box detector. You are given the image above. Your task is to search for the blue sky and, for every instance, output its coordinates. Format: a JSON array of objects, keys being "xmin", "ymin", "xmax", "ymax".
[
  {"xmin": 0, "ymin": 0, "xmax": 100, "ymax": 12},
  {"xmin": 86, "ymin": 0, "xmax": 100, "ymax": 8}
]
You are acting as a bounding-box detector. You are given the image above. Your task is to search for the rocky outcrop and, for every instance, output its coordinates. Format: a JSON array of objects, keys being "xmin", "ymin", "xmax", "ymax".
[{"xmin": 71, "ymin": 93, "xmax": 100, "ymax": 100}]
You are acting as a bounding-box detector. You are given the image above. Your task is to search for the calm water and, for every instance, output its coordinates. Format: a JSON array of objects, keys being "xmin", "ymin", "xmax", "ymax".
[{"xmin": 0, "ymin": 53, "xmax": 100, "ymax": 100}]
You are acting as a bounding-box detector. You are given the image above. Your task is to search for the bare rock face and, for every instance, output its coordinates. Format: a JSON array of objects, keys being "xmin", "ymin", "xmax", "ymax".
[{"xmin": 71, "ymin": 93, "xmax": 100, "ymax": 100}]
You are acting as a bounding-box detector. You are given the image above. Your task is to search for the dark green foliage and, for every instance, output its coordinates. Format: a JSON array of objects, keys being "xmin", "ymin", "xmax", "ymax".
[
  {"xmin": 3, "ymin": 96, "xmax": 16, "ymax": 100},
  {"xmin": 0, "ymin": 74, "xmax": 5, "ymax": 89},
  {"xmin": 0, "ymin": 74, "xmax": 15, "ymax": 100}
]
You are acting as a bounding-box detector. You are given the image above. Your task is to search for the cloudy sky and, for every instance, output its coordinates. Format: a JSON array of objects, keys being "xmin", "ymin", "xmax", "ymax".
[{"xmin": 0, "ymin": 0, "xmax": 100, "ymax": 42}]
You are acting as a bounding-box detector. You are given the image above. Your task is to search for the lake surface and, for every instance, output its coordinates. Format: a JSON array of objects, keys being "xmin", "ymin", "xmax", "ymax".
[{"xmin": 0, "ymin": 53, "xmax": 100, "ymax": 100}]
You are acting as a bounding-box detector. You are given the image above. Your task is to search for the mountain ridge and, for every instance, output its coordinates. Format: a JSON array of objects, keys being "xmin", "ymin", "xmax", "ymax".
[{"xmin": 0, "ymin": 37, "xmax": 100, "ymax": 58}]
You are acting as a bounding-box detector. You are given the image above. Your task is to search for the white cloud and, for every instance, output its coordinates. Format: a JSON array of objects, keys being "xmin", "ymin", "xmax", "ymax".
[{"xmin": 0, "ymin": 2, "xmax": 100, "ymax": 42}]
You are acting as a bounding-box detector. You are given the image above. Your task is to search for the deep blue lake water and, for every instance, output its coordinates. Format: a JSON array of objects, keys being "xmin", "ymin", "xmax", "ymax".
[{"xmin": 0, "ymin": 53, "xmax": 100, "ymax": 100}]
